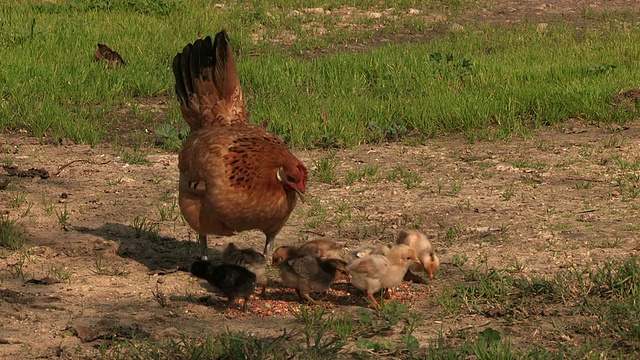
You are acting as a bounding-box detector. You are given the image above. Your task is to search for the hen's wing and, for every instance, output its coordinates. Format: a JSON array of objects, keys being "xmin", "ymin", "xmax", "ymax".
[
  {"xmin": 178, "ymin": 124, "xmax": 299, "ymax": 235},
  {"xmin": 173, "ymin": 31, "xmax": 247, "ymax": 130}
]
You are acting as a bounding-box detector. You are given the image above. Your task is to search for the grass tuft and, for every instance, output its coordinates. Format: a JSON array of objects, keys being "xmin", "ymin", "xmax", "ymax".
[{"xmin": 0, "ymin": 215, "xmax": 26, "ymax": 250}]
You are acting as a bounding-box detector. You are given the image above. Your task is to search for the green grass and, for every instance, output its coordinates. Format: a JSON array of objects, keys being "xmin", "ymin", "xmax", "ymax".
[
  {"xmin": 387, "ymin": 166, "xmax": 421, "ymax": 189},
  {"xmin": 312, "ymin": 154, "xmax": 338, "ymax": 184},
  {"xmin": 344, "ymin": 163, "xmax": 379, "ymax": 185},
  {"xmin": 1, "ymin": 1, "xmax": 640, "ymax": 147},
  {"xmin": 431, "ymin": 256, "xmax": 640, "ymax": 357},
  {"xmin": 0, "ymin": 215, "xmax": 26, "ymax": 250},
  {"xmin": 97, "ymin": 301, "xmax": 428, "ymax": 359}
]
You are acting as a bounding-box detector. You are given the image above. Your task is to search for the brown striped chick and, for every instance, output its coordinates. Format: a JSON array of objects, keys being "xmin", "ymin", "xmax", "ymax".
[
  {"xmin": 221, "ymin": 243, "xmax": 268, "ymax": 295},
  {"xmin": 396, "ymin": 229, "xmax": 440, "ymax": 281},
  {"xmin": 278, "ymin": 255, "xmax": 350, "ymax": 305},
  {"xmin": 272, "ymin": 239, "xmax": 344, "ymax": 266},
  {"xmin": 347, "ymin": 244, "xmax": 420, "ymax": 308}
]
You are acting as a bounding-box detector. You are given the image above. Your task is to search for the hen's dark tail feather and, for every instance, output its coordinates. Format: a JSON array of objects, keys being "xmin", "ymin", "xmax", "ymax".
[{"xmin": 173, "ymin": 30, "xmax": 247, "ymax": 130}]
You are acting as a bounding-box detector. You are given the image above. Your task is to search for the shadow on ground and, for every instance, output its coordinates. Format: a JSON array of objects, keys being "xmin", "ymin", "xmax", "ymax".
[{"xmin": 73, "ymin": 223, "xmax": 217, "ymax": 271}]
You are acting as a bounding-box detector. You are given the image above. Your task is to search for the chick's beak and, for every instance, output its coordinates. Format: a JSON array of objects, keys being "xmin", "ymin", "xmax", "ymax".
[{"xmin": 339, "ymin": 270, "xmax": 351, "ymax": 282}]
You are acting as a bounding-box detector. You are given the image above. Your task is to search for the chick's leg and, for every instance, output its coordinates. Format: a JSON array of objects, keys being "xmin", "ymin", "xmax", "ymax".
[
  {"xmin": 366, "ymin": 292, "xmax": 381, "ymax": 309},
  {"xmin": 259, "ymin": 280, "xmax": 267, "ymax": 297},
  {"xmin": 199, "ymin": 233, "xmax": 208, "ymax": 260},
  {"xmin": 297, "ymin": 289, "xmax": 323, "ymax": 306}
]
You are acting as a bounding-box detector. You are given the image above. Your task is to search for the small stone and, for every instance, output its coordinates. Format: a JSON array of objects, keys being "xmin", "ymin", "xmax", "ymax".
[
  {"xmin": 75, "ymin": 325, "xmax": 101, "ymax": 342},
  {"xmin": 302, "ymin": 7, "xmax": 324, "ymax": 14},
  {"xmin": 536, "ymin": 23, "xmax": 549, "ymax": 34},
  {"xmin": 450, "ymin": 23, "xmax": 464, "ymax": 32}
]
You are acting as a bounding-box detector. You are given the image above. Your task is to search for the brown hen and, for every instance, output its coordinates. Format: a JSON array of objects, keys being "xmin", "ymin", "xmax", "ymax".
[{"xmin": 173, "ymin": 31, "xmax": 307, "ymax": 259}]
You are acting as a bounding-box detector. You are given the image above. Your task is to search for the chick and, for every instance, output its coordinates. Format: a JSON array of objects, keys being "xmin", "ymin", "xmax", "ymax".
[
  {"xmin": 347, "ymin": 244, "xmax": 420, "ymax": 308},
  {"xmin": 396, "ymin": 229, "xmax": 440, "ymax": 281},
  {"xmin": 278, "ymin": 255, "xmax": 350, "ymax": 305},
  {"xmin": 221, "ymin": 242, "xmax": 268, "ymax": 294},
  {"xmin": 272, "ymin": 239, "xmax": 344, "ymax": 266},
  {"xmin": 346, "ymin": 244, "xmax": 392, "ymax": 264},
  {"xmin": 190, "ymin": 260, "xmax": 256, "ymax": 311}
]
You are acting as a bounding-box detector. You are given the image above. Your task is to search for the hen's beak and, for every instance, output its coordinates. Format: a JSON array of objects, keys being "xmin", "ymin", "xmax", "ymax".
[{"xmin": 295, "ymin": 188, "xmax": 306, "ymax": 203}]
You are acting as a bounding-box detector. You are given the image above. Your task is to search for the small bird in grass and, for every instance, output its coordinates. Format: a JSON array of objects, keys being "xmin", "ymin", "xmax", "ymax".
[
  {"xmin": 94, "ymin": 43, "xmax": 126, "ymax": 68},
  {"xmin": 221, "ymin": 242, "xmax": 268, "ymax": 295},
  {"xmin": 190, "ymin": 260, "xmax": 256, "ymax": 311}
]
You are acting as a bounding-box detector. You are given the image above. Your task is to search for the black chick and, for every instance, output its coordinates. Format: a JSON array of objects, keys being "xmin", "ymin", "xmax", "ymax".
[
  {"xmin": 190, "ymin": 260, "xmax": 256, "ymax": 311},
  {"xmin": 279, "ymin": 255, "xmax": 350, "ymax": 305},
  {"xmin": 221, "ymin": 243, "xmax": 268, "ymax": 295}
]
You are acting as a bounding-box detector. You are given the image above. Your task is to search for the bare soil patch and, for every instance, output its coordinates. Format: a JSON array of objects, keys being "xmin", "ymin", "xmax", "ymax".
[{"xmin": 2, "ymin": 117, "xmax": 639, "ymax": 358}]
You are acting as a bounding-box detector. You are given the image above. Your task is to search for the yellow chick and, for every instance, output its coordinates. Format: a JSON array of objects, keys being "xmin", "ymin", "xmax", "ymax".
[
  {"xmin": 347, "ymin": 244, "xmax": 420, "ymax": 308},
  {"xmin": 396, "ymin": 229, "xmax": 440, "ymax": 281}
]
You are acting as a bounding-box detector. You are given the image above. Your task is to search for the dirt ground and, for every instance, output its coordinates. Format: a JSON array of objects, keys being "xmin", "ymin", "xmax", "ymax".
[{"xmin": 2, "ymin": 1, "xmax": 640, "ymax": 359}]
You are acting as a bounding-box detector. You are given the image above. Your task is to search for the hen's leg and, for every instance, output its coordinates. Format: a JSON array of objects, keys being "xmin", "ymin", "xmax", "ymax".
[
  {"xmin": 199, "ymin": 233, "xmax": 208, "ymax": 260},
  {"xmin": 263, "ymin": 234, "xmax": 276, "ymax": 257}
]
